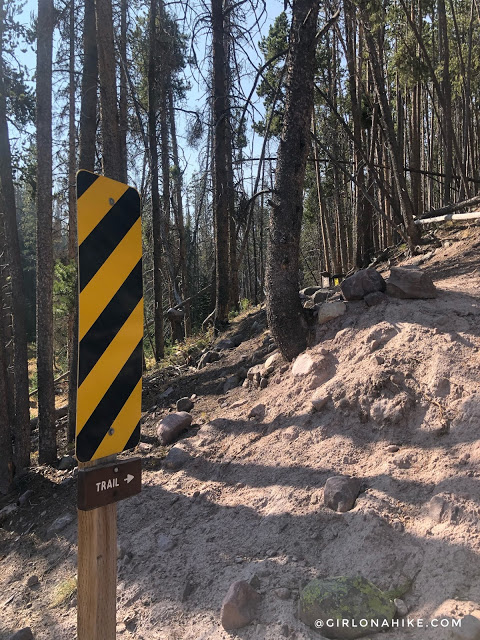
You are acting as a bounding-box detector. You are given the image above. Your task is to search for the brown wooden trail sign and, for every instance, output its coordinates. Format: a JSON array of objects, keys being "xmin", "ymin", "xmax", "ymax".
[
  {"xmin": 76, "ymin": 171, "xmax": 144, "ymax": 640},
  {"xmin": 78, "ymin": 457, "xmax": 142, "ymax": 511}
]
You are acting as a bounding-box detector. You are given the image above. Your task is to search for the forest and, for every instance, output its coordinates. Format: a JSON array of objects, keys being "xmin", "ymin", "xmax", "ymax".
[{"xmin": 0, "ymin": 0, "xmax": 479, "ymax": 492}]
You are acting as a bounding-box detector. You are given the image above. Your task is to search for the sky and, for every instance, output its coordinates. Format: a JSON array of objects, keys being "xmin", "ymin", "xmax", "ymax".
[{"xmin": 14, "ymin": 0, "xmax": 285, "ymax": 191}]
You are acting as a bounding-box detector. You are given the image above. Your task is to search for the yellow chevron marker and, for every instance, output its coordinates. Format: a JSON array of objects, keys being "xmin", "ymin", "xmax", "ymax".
[{"xmin": 75, "ymin": 170, "xmax": 143, "ymax": 463}]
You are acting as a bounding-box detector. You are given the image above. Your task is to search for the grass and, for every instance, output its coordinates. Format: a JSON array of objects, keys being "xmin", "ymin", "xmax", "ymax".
[{"xmin": 50, "ymin": 576, "xmax": 77, "ymax": 608}]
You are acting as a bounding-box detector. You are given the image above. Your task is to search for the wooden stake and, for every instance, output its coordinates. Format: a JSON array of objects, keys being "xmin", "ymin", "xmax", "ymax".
[{"xmin": 77, "ymin": 460, "xmax": 117, "ymax": 640}]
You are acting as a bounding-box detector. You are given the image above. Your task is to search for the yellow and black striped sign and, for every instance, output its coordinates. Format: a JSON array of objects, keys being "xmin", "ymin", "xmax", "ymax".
[{"xmin": 75, "ymin": 170, "xmax": 143, "ymax": 462}]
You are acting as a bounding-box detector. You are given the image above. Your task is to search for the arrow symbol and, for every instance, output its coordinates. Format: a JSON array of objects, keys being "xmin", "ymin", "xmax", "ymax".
[{"xmin": 124, "ymin": 474, "xmax": 134, "ymax": 484}]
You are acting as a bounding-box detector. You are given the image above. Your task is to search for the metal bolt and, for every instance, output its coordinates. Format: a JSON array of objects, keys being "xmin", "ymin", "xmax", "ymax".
[
  {"xmin": 109, "ymin": 197, "xmax": 115, "ymax": 206},
  {"xmin": 114, "ymin": 467, "xmax": 118, "ymax": 473},
  {"xmin": 108, "ymin": 428, "xmax": 115, "ymax": 436}
]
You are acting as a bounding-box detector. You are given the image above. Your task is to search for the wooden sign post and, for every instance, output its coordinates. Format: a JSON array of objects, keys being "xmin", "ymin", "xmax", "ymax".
[{"xmin": 75, "ymin": 171, "xmax": 143, "ymax": 640}]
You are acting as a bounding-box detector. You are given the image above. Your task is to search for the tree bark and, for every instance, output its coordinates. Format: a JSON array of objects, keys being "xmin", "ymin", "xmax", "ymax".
[
  {"xmin": 96, "ymin": 0, "xmax": 123, "ymax": 181},
  {"xmin": 119, "ymin": 0, "xmax": 128, "ymax": 183},
  {"xmin": 266, "ymin": 0, "xmax": 321, "ymax": 361},
  {"xmin": 211, "ymin": 0, "xmax": 230, "ymax": 325},
  {"xmin": 360, "ymin": 16, "xmax": 421, "ymax": 250},
  {"xmin": 36, "ymin": 0, "xmax": 56, "ymax": 464},
  {"xmin": 0, "ymin": 274, "xmax": 13, "ymax": 493},
  {"xmin": 0, "ymin": 0, "xmax": 31, "ymax": 471},
  {"xmin": 78, "ymin": 0, "xmax": 97, "ymax": 171},
  {"xmin": 148, "ymin": 0, "xmax": 164, "ymax": 360}
]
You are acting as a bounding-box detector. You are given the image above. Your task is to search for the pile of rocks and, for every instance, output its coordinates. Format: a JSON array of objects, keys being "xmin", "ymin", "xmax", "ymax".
[{"xmin": 299, "ymin": 266, "xmax": 438, "ymax": 324}]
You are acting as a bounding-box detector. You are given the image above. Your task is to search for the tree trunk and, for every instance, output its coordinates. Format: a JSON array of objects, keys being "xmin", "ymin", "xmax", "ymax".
[
  {"xmin": 148, "ymin": 0, "xmax": 164, "ymax": 360},
  {"xmin": 78, "ymin": 0, "xmax": 97, "ymax": 170},
  {"xmin": 211, "ymin": 0, "xmax": 230, "ymax": 325},
  {"xmin": 361, "ymin": 18, "xmax": 421, "ymax": 250},
  {"xmin": 119, "ymin": 0, "xmax": 128, "ymax": 182},
  {"xmin": 266, "ymin": 0, "xmax": 320, "ymax": 361},
  {"xmin": 67, "ymin": 0, "xmax": 77, "ymax": 443},
  {"xmin": 70, "ymin": 0, "xmax": 98, "ymax": 443},
  {"xmin": 0, "ymin": 0, "xmax": 31, "ymax": 471},
  {"xmin": 169, "ymin": 90, "xmax": 191, "ymax": 336},
  {"xmin": 36, "ymin": 0, "xmax": 56, "ymax": 464},
  {"xmin": 0, "ymin": 275, "xmax": 13, "ymax": 493},
  {"xmin": 96, "ymin": 0, "xmax": 123, "ymax": 181}
]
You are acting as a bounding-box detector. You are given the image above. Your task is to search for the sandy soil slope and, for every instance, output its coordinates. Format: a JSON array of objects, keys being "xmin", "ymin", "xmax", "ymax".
[{"xmin": 1, "ymin": 224, "xmax": 480, "ymax": 640}]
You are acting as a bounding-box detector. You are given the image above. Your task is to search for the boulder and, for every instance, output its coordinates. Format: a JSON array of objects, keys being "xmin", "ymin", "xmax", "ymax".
[
  {"xmin": 58, "ymin": 455, "xmax": 76, "ymax": 471},
  {"xmin": 248, "ymin": 404, "xmax": 266, "ymax": 420},
  {"xmin": 311, "ymin": 391, "xmax": 330, "ymax": 411},
  {"xmin": 341, "ymin": 269, "xmax": 386, "ymax": 301},
  {"xmin": 223, "ymin": 375, "xmax": 241, "ymax": 393},
  {"xmin": 264, "ymin": 351, "xmax": 282, "ymax": 370},
  {"xmin": 300, "ymin": 286, "xmax": 325, "ymax": 297},
  {"xmin": 386, "ymin": 266, "xmax": 437, "ymax": 299},
  {"xmin": 176, "ymin": 397, "xmax": 194, "ymax": 412},
  {"xmin": 163, "ymin": 446, "xmax": 190, "ymax": 470},
  {"xmin": 316, "ymin": 302, "xmax": 346, "ymax": 324},
  {"xmin": 364, "ymin": 291, "xmax": 388, "ymax": 307},
  {"xmin": 220, "ymin": 580, "xmax": 260, "ymax": 631},
  {"xmin": 324, "ymin": 476, "xmax": 361, "ymax": 513},
  {"xmin": 198, "ymin": 350, "xmax": 221, "ymax": 369},
  {"xmin": 298, "ymin": 576, "xmax": 396, "ymax": 639},
  {"xmin": 292, "ymin": 353, "xmax": 316, "ymax": 377},
  {"xmin": 312, "ymin": 289, "xmax": 330, "ymax": 304},
  {"xmin": 157, "ymin": 412, "xmax": 193, "ymax": 445},
  {"xmin": 9, "ymin": 629, "xmax": 34, "ymax": 640},
  {"xmin": 47, "ymin": 513, "xmax": 74, "ymax": 536},
  {"xmin": 447, "ymin": 614, "xmax": 480, "ymax": 640},
  {"xmin": 215, "ymin": 338, "xmax": 235, "ymax": 350}
]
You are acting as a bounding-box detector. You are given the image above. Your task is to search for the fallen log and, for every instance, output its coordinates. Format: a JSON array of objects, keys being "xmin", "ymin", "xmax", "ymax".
[
  {"xmin": 415, "ymin": 212, "xmax": 480, "ymax": 225},
  {"xmin": 29, "ymin": 370, "xmax": 69, "ymax": 397},
  {"xmin": 418, "ymin": 195, "xmax": 480, "ymax": 220},
  {"xmin": 30, "ymin": 405, "xmax": 69, "ymax": 430}
]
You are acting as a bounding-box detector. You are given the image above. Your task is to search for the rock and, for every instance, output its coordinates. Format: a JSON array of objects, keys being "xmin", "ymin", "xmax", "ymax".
[
  {"xmin": 316, "ymin": 301, "xmax": 346, "ymax": 324},
  {"xmin": 176, "ymin": 397, "xmax": 194, "ymax": 412},
  {"xmin": 220, "ymin": 580, "xmax": 260, "ymax": 631},
  {"xmin": 264, "ymin": 352, "xmax": 282, "ymax": 370},
  {"xmin": 18, "ymin": 490, "xmax": 34, "ymax": 506},
  {"xmin": 448, "ymin": 614, "xmax": 480, "ymax": 639},
  {"xmin": 312, "ymin": 289, "xmax": 330, "ymax": 304},
  {"xmin": 292, "ymin": 353, "xmax": 317, "ymax": 377},
  {"xmin": 300, "ymin": 286, "xmax": 325, "ymax": 296},
  {"xmin": 364, "ymin": 291, "xmax": 388, "ymax": 307},
  {"xmin": 27, "ymin": 575, "xmax": 39, "ymax": 588},
  {"xmin": 427, "ymin": 495, "xmax": 459, "ymax": 524},
  {"xmin": 248, "ymin": 404, "xmax": 266, "ymax": 420},
  {"xmin": 247, "ymin": 365, "xmax": 263, "ymax": 383},
  {"xmin": 341, "ymin": 269, "xmax": 386, "ymax": 301},
  {"xmin": 157, "ymin": 533, "xmax": 176, "ymax": 552},
  {"xmin": 0, "ymin": 503, "xmax": 18, "ymax": 523},
  {"xmin": 58, "ymin": 455, "xmax": 76, "ymax": 471},
  {"xmin": 259, "ymin": 377, "xmax": 268, "ymax": 389},
  {"xmin": 8, "ymin": 629, "xmax": 34, "ymax": 640},
  {"xmin": 311, "ymin": 391, "xmax": 329, "ymax": 411},
  {"xmin": 298, "ymin": 576, "xmax": 396, "ymax": 639},
  {"xmin": 198, "ymin": 350, "xmax": 221, "ymax": 369},
  {"xmin": 163, "ymin": 446, "xmax": 190, "ymax": 470},
  {"xmin": 274, "ymin": 588, "xmax": 291, "ymax": 600},
  {"xmin": 216, "ymin": 338, "xmax": 235, "ymax": 350},
  {"xmin": 324, "ymin": 476, "xmax": 361, "ymax": 513},
  {"xmin": 386, "ymin": 445, "xmax": 399, "ymax": 453},
  {"xmin": 394, "ymin": 598, "xmax": 408, "ymax": 617},
  {"xmin": 223, "ymin": 375, "xmax": 240, "ymax": 393},
  {"xmin": 157, "ymin": 386, "xmax": 174, "ymax": 400},
  {"xmin": 157, "ymin": 412, "xmax": 193, "ymax": 445},
  {"xmin": 386, "ymin": 266, "xmax": 437, "ymax": 299},
  {"xmin": 48, "ymin": 513, "xmax": 74, "ymax": 536}
]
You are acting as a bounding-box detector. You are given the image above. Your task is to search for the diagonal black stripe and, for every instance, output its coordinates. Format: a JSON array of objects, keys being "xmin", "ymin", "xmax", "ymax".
[
  {"xmin": 76, "ymin": 340, "xmax": 143, "ymax": 462},
  {"xmin": 124, "ymin": 422, "xmax": 141, "ymax": 453},
  {"xmin": 77, "ymin": 170, "xmax": 99, "ymax": 199},
  {"xmin": 79, "ymin": 187, "xmax": 140, "ymax": 292},
  {"xmin": 78, "ymin": 259, "xmax": 143, "ymax": 387}
]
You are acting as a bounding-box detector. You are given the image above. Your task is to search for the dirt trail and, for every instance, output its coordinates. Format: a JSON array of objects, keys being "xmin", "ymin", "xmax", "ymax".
[{"xmin": 2, "ymin": 224, "xmax": 480, "ymax": 640}]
